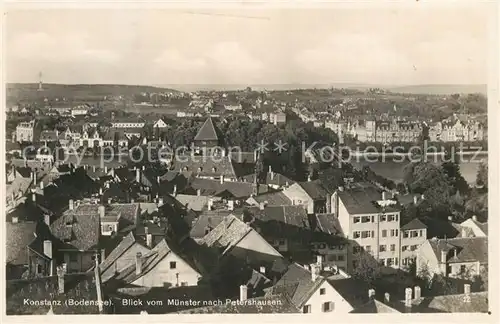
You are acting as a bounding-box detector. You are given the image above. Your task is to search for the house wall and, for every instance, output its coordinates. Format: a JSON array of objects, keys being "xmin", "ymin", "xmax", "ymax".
[
  {"xmin": 311, "ymin": 243, "xmax": 348, "ymax": 271},
  {"xmin": 132, "ymin": 253, "xmax": 201, "ymax": 288},
  {"xmin": 448, "ymin": 261, "xmax": 481, "ymax": 278},
  {"xmin": 401, "ymin": 228, "xmax": 427, "ymax": 268},
  {"xmin": 101, "ymin": 243, "xmax": 151, "ymax": 281},
  {"xmin": 63, "ymin": 250, "xmax": 97, "ymax": 273},
  {"xmin": 302, "ymin": 280, "xmax": 354, "ymax": 314},
  {"xmin": 231, "ymin": 230, "xmax": 283, "ymax": 265},
  {"xmin": 460, "ymin": 219, "xmax": 487, "ymax": 237},
  {"xmin": 416, "ymin": 241, "xmax": 440, "ymax": 278},
  {"xmin": 283, "ymin": 184, "xmax": 314, "ymax": 214}
]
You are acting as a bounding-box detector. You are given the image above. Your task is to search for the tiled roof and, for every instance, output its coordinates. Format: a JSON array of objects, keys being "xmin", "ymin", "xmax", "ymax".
[
  {"xmin": 6, "ymin": 273, "xmax": 100, "ymax": 315},
  {"xmin": 200, "ymin": 215, "xmax": 252, "ymax": 254},
  {"xmin": 6, "ymin": 222, "xmax": 38, "ymax": 265},
  {"xmin": 428, "ymin": 237, "xmax": 488, "ymax": 264},
  {"xmin": 327, "ymin": 277, "xmax": 370, "ymax": 309},
  {"xmin": 419, "ymin": 217, "xmax": 461, "ymax": 239},
  {"xmin": 248, "ymin": 191, "xmax": 292, "ymax": 206},
  {"xmin": 337, "ymin": 186, "xmax": 399, "ymax": 214},
  {"xmin": 189, "ymin": 210, "xmax": 243, "ymax": 239},
  {"xmin": 51, "ymin": 204, "xmax": 101, "ymax": 251},
  {"xmin": 172, "ymin": 156, "xmax": 237, "ymax": 178},
  {"xmin": 314, "ymin": 213, "xmax": 344, "ymax": 236},
  {"xmin": 350, "ymin": 299, "xmax": 401, "ymax": 313},
  {"xmin": 175, "ymin": 194, "xmax": 211, "ymax": 212},
  {"xmin": 178, "ymin": 294, "xmax": 299, "ymax": 313},
  {"xmin": 401, "ymin": 218, "xmax": 427, "ymax": 230},
  {"xmin": 99, "ymin": 232, "xmax": 142, "ymax": 275},
  {"xmin": 394, "ymin": 292, "xmax": 488, "ymax": 313},
  {"xmin": 297, "ymin": 181, "xmax": 329, "ymax": 200},
  {"xmin": 268, "ymin": 263, "xmax": 324, "ymax": 307},
  {"xmin": 187, "ymin": 178, "xmax": 267, "ymax": 199},
  {"xmin": 194, "ymin": 117, "xmax": 219, "ymax": 141}
]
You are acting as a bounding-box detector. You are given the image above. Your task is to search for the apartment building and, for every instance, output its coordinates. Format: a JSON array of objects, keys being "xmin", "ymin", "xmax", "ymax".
[
  {"xmin": 16, "ymin": 120, "xmax": 36, "ymax": 143},
  {"xmin": 332, "ymin": 184, "xmax": 401, "ymax": 272},
  {"xmin": 400, "ymin": 218, "xmax": 427, "ymax": 269},
  {"xmin": 428, "ymin": 119, "xmax": 486, "ymax": 142}
]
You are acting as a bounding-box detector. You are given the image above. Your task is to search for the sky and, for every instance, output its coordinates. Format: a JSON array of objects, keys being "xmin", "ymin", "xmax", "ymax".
[{"xmin": 5, "ymin": 6, "xmax": 492, "ymax": 87}]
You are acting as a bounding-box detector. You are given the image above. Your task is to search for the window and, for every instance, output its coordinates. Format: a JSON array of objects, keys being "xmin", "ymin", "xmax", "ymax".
[
  {"xmin": 381, "ymin": 230, "xmax": 387, "ymax": 238},
  {"xmin": 390, "ymin": 244, "xmax": 396, "ymax": 252},
  {"xmin": 387, "ymin": 258, "xmax": 394, "ymax": 266},
  {"xmin": 337, "ymin": 255, "xmax": 345, "ymax": 261},
  {"xmin": 411, "ymin": 231, "xmax": 418, "ymax": 238},
  {"xmin": 460, "ymin": 265, "xmax": 466, "ymax": 273},
  {"xmin": 353, "ymin": 217, "xmax": 361, "ymax": 224},
  {"xmin": 353, "ymin": 246, "xmax": 362, "ymax": 254},
  {"xmin": 403, "ymin": 231, "xmax": 409, "ymax": 238},
  {"xmin": 365, "ymin": 246, "xmax": 372, "ymax": 253},
  {"xmin": 402, "ymin": 245, "xmax": 408, "ymax": 251},
  {"xmin": 361, "ymin": 231, "xmax": 374, "ymax": 239},
  {"xmin": 361, "ymin": 216, "xmax": 371, "ymax": 223},
  {"xmin": 170, "ymin": 261, "xmax": 177, "ymax": 269},
  {"xmin": 410, "ymin": 245, "xmax": 418, "ymax": 251},
  {"xmin": 390, "ymin": 229, "xmax": 398, "ymax": 237},
  {"xmin": 322, "ymin": 302, "xmax": 333, "ymax": 312},
  {"xmin": 320, "ymin": 288, "xmax": 326, "ymax": 295},
  {"xmin": 279, "ymin": 239, "xmax": 286, "ymax": 245},
  {"xmin": 303, "ymin": 305, "xmax": 311, "ymax": 313},
  {"xmin": 379, "ymin": 245, "xmax": 387, "ymax": 252},
  {"xmin": 394, "ymin": 258, "xmax": 399, "ymax": 266},
  {"xmin": 37, "ymin": 264, "xmax": 43, "ymax": 274},
  {"xmin": 353, "ymin": 231, "xmax": 361, "ymax": 239},
  {"xmin": 419, "ymin": 230, "xmax": 424, "ymax": 237}
]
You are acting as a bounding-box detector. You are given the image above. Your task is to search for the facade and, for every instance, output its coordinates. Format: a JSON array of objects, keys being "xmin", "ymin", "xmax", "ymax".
[
  {"xmin": 282, "ymin": 181, "xmax": 329, "ymax": 214},
  {"xmin": 429, "ymin": 119, "xmax": 486, "ymax": 142},
  {"xmin": 334, "ymin": 186, "xmax": 401, "ymax": 272},
  {"xmin": 416, "ymin": 237, "xmax": 488, "ymax": 279},
  {"xmin": 400, "ymin": 218, "xmax": 427, "ymax": 269},
  {"xmin": 16, "ymin": 120, "xmax": 36, "ymax": 142}
]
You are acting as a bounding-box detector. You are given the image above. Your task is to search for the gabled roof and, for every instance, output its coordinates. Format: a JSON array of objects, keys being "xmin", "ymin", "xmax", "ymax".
[
  {"xmin": 194, "ymin": 117, "xmax": 218, "ymax": 142},
  {"xmin": 99, "ymin": 232, "xmax": 147, "ymax": 275},
  {"xmin": 428, "ymin": 237, "xmax": 488, "ymax": 264},
  {"xmin": 297, "ymin": 181, "xmax": 329, "ymax": 200},
  {"xmin": 189, "ymin": 210, "xmax": 243, "ymax": 239},
  {"xmin": 401, "ymin": 218, "xmax": 427, "ymax": 231},
  {"xmin": 248, "ymin": 191, "xmax": 292, "ymax": 206},
  {"xmin": 50, "ymin": 204, "xmax": 101, "ymax": 251},
  {"xmin": 268, "ymin": 263, "xmax": 325, "ymax": 307},
  {"xmin": 337, "ymin": 186, "xmax": 399, "ymax": 214},
  {"xmin": 200, "ymin": 215, "xmax": 252, "ymax": 254},
  {"xmin": 174, "ymin": 194, "xmax": 211, "ymax": 212}
]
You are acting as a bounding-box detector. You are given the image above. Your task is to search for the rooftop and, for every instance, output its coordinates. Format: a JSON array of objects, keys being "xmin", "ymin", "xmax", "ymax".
[{"xmin": 194, "ymin": 117, "xmax": 219, "ymax": 142}]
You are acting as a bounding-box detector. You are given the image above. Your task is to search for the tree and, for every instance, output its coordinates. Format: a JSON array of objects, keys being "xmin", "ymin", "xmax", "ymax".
[
  {"xmin": 476, "ymin": 161, "xmax": 488, "ymax": 189},
  {"xmin": 351, "ymin": 251, "xmax": 382, "ymax": 284}
]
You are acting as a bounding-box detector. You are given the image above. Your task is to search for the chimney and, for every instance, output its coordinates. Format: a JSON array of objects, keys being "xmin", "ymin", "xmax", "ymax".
[
  {"xmin": 173, "ymin": 185, "xmax": 177, "ymax": 196},
  {"xmin": 316, "ymin": 255, "xmax": 323, "ymax": 269},
  {"xmin": 135, "ymin": 252, "xmax": 142, "ymax": 275},
  {"xmin": 158, "ymin": 197, "xmax": 164, "ymax": 207},
  {"xmin": 11, "ymin": 216, "xmax": 18, "ymax": 223},
  {"xmin": 260, "ymin": 266, "xmax": 266, "ymax": 274},
  {"xmin": 69, "ymin": 199, "xmax": 74, "ymax": 210},
  {"xmin": 472, "ymin": 215, "xmax": 478, "ymax": 222},
  {"xmin": 142, "ymin": 165, "xmax": 145, "ymax": 171},
  {"xmin": 43, "ymin": 240, "xmax": 53, "ymax": 260},
  {"xmin": 40, "ymin": 181, "xmax": 44, "ymax": 190},
  {"xmin": 338, "ymin": 186, "xmax": 344, "ymax": 192},
  {"xmin": 146, "ymin": 233, "xmax": 153, "ymax": 248},
  {"xmin": 382, "ymin": 191, "xmax": 387, "ymax": 201},
  {"xmin": 404, "ymin": 287, "xmax": 412, "ymax": 308},
  {"xmin": 136, "ymin": 168, "xmax": 140, "ymax": 183},
  {"xmin": 392, "ymin": 191, "xmax": 396, "ymax": 199},
  {"xmin": 441, "ymin": 250, "xmax": 447, "ymax": 263},
  {"xmin": 197, "ymin": 189, "xmax": 201, "ymax": 196},
  {"xmin": 156, "ymin": 176, "xmax": 160, "ymax": 184},
  {"xmin": 99, "ymin": 187, "xmax": 103, "ymax": 195},
  {"xmin": 259, "ymin": 202, "xmax": 265, "ymax": 210},
  {"xmin": 268, "ymin": 165, "xmax": 272, "ymax": 174},
  {"xmin": 104, "ymin": 166, "xmax": 108, "ymax": 174},
  {"xmin": 421, "ymin": 194, "xmax": 425, "ymax": 200},
  {"xmin": 227, "ymin": 200, "xmax": 234, "ymax": 211},
  {"xmin": 220, "ymin": 175, "xmax": 225, "ymax": 184},
  {"xmin": 44, "ymin": 214, "xmax": 50, "ymax": 226},
  {"xmin": 107, "ymin": 198, "xmax": 112, "ymax": 205},
  {"xmin": 368, "ymin": 288, "xmax": 376, "ymax": 299},
  {"xmin": 307, "ymin": 174, "xmax": 312, "ymax": 182},
  {"xmin": 311, "ymin": 264, "xmax": 319, "ymax": 282},
  {"xmin": 93, "ymin": 165, "xmax": 96, "ymax": 172},
  {"xmin": 98, "ymin": 205, "xmax": 105, "ymax": 218},
  {"xmin": 57, "ymin": 264, "xmax": 67, "ymax": 294},
  {"xmin": 384, "ymin": 292, "xmax": 390, "ymax": 303},
  {"xmin": 464, "ymin": 284, "xmax": 471, "ymax": 302},
  {"xmin": 414, "ymin": 286, "xmax": 421, "ymax": 299},
  {"xmin": 448, "ymin": 215, "xmax": 453, "ymax": 221},
  {"xmin": 32, "ymin": 193, "xmax": 36, "ymax": 202},
  {"xmin": 413, "ymin": 195, "xmax": 418, "ymax": 205},
  {"xmin": 33, "ymin": 172, "xmax": 37, "ymax": 186},
  {"xmin": 110, "ymin": 168, "xmax": 115, "ymax": 177},
  {"xmin": 239, "ymin": 285, "xmax": 248, "ymax": 302},
  {"xmin": 253, "ymin": 150, "xmax": 257, "ymax": 162},
  {"xmin": 208, "ymin": 198, "xmax": 213, "ymax": 210}
]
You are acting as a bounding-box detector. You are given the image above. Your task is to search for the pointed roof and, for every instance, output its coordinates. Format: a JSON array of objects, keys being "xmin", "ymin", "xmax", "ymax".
[{"xmin": 194, "ymin": 117, "xmax": 219, "ymax": 142}]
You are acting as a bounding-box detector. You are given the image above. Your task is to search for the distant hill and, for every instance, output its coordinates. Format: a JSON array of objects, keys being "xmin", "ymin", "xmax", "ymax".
[
  {"xmin": 386, "ymin": 84, "xmax": 487, "ymax": 95},
  {"xmin": 6, "ymin": 83, "xmax": 181, "ymax": 104}
]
